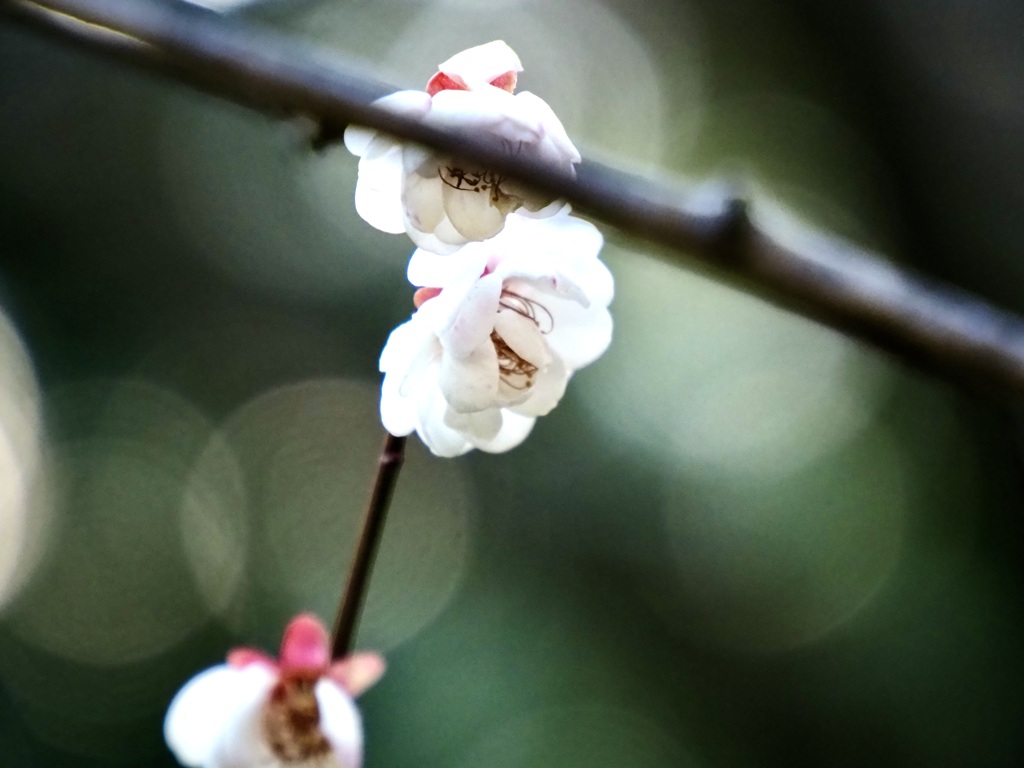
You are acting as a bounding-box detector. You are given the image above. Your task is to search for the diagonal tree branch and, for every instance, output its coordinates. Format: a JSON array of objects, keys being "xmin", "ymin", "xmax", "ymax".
[{"xmin": 4, "ymin": 0, "xmax": 1024, "ymax": 399}]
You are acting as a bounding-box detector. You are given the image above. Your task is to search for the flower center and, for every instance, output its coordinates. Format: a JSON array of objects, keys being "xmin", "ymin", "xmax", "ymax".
[
  {"xmin": 490, "ymin": 290, "xmax": 552, "ymax": 392},
  {"xmin": 499, "ymin": 290, "xmax": 554, "ymax": 333},
  {"xmin": 491, "ymin": 330, "xmax": 539, "ymax": 390},
  {"xmin": 263, "ymin": 677, "xmax": 331, "ymax": 764},
  {"xmin": 439, "ymin": 165, "xmax": 520, "ymax": 214},
  {"xmin": 437, "ymin": 137, "xmax": 526, "ymax": 216}
]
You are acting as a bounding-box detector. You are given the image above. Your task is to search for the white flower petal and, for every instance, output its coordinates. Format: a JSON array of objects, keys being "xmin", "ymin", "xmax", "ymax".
[
  {"xmin": 407, "ymin": 248, "xmax": 487, "ymax": 290},
  {"xmin": 545, "ymin": 303, "xmax": 613, "ymax": 371},
  {"xmin": 513, "ymin": 91, "xmax": 581, "ymax": 164},
  {"xmin": 426, "ymin": 89, "xmax": 528, "ymax": 138},
  {"xmin": 344, "ymin": 91, "xmax": 432, "ymax": 158},
  {"xmin": 345, "ymin": 91, "xmax": 431, "ymax": 160},
  {"xmin": 495, "ymin": 215, "xmax": 607, "ymax": 294},
  {"xmin": 440, "ymin": 273, "xmax": 502, "ymax": 359},
  {"xmin": 381, "ymin": 315, "xmax": 443, "ymax": 386},
  {"xmin": 544, "ymin": 251, "xmax": 614, "ymax": 313},
  {"xmin": 164, "ymin": 664, "xmax": 276, "ymax": 768},
  {"xmin": 497, "ymin": 178, "xmax": 560, "ymax": 214},
  {"xmin": 315, "ymin": 680, "xmax": 363, "ymax": 768},
  {"xmin": 436, "ymin": 216, "xmax": 475, "ymax": 247},
  {"xmin": 442, "ymin": 180, "xmax": 507, "ymax": 241},
  {"xmin": 419, "ymin": 423, "xmax": 471, "ymax": 458},
  {"xmin": 342, "ymin": 126, "xmax": 377, "ymax": 158},
  {"xmin": 402, "ymin": 144, "xmax": 437, "ymax": 177},
  {"xmin": 354, "ymin": 140, "xmax": 406, "ymax": 234},
  {"xmin": 444, "ymin": 407, "xmax": 503, "ymax": 442},
  {"xmin": 518, "ymin": 271, "xmax": 589, "ymax": 311},
  {"xmin": 402, "ymin": 172, "xmax": 447, "ymax": 235},
  {"xmin": 407, "ymin": 222, "xmax": 466, "ymax": 256},
  {"xmin": 496, "ymin": 376, "xmax": 534, "ymax": 408},
  {"xmin": 439, "ymin": 339, "xmax": 499, "ymax": 412},
  {"xmin": 379, "ymin": 321, "xmax": 439, "ymax": 437},
  {"xmin": 380, "ymin": 372, "xmax": 417, "ymax": 437},
  {"xmin": 510, "ymin": 355, "xmax": 570, "ymax": 417},
  {"xmin": 408, "ymin": 213, "xmax": 478, "ymax": 254},
  {"xmin": 472, "ymin": 411, "xmax": 535, "ymax": 453},
  {"xmin": 210, "ymin": 684, "xmax": 279, "ymax": 768},
  {"xmin": 515, "ymin": 199, "xmax": 572, "ymax": 219},
  {"xmin": 361, "ymin": 135, "xmax": 400, "ymax": 164},
  {"xmin": 493, "ymin": 309, "xmax": 550, "ymax": 368},
  {"xmin": 416, "ymin": 382, "xmax": 472, "ymax": 457}
]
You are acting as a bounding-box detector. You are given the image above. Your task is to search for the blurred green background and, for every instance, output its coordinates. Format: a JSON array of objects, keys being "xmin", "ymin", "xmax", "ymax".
[{"xmin": 1, "ymin": 0, "xmax": 1023, "ymax": 765}]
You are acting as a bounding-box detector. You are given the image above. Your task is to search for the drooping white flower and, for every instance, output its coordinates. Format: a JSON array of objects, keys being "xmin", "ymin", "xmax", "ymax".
[
  {"xmin": 165, "ymin": 614, "xmax": 385, "ymax": 768},
  {"xmin": 345, "ymin": 40, "xmax": 581, "ymax": 254},
  {"xmin": 379, "ymin": 211, "xmax": 613, "ymax": 457}
]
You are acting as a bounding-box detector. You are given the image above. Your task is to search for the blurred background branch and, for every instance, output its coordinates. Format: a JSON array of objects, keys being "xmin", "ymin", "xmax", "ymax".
[{"xmin": 5, "ymin": 0, "xmax": 1024, "ymax": 400}]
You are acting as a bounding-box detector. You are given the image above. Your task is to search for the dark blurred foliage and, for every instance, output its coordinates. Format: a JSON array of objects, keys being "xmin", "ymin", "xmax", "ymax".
[{"xmin": 1, "ymin": 1, "xmax": 1023, "ymax": 766}]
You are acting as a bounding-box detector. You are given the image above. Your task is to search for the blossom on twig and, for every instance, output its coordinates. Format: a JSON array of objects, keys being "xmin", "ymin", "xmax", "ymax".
[
  {"xmin": 345, "ymin": 41, "xmax": 580, "ymax": 254},
  {"xmin": 164, "ymin": 614, "xmax": 384, "ymax": 768},
  {"xmin": 379, "ymin": 211, "xmax": 613, "ymax": 456}
]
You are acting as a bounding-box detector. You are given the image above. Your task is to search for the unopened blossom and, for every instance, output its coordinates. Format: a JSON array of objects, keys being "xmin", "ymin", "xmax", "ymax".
[
  {"xmin": 344, "ymin": 40, "xmax": 581, "ymax": 254},
  {"xmin": 164, "ymin": 614, "xmax": 385, "ymax": 768},
  {"xmin": 379, "ymin": 210, "xmax": 613, "ymax": 456}
]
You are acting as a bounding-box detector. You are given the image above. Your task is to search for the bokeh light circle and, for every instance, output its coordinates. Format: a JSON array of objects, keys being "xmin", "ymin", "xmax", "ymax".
[
  {"xmin": 209, "ymin": 378, "xmax": 475, "ymax": 651},
  {"xmin": 454, "ymin": 705, "xmax": 696, "ymax": 768},
  {"xmin": 0, "ymin": 431, "xmax": 34, "ymax": 612},
  {"xmin": 4, "ymin": 379, "xmax": 227, "ymax": 664},
  {"xmin": 655, "ymin": 425, "xmax": 908, "ymax": 653},
  {"xmin": 179, "ymin": 430, "xmax": 249, "ymax": 619},
  {"xmin": 578, "ymin": 246, "xmax": 892, "ymax": 481},
  {"xmin": 0, "ymin": 309, "xmax": 45, "ymax": 612}
]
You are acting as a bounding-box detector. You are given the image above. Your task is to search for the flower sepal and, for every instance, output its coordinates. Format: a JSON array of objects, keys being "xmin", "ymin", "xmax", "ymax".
[{"xmin": 164, "ymin": 614, "xmax": 384, "ymax": 768}]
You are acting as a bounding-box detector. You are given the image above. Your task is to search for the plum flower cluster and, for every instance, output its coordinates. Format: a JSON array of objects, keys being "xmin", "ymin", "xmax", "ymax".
[
  {"xmin": 162, "ymin": 41, "xmax": 608, "ymax": 768},
  {"xmin": 165, "ymin": 614, "xmax": 384, "ymax": 768},
  {"xmin": 347, "ymin": 41, "xmax": 614, "ymax": 456}
]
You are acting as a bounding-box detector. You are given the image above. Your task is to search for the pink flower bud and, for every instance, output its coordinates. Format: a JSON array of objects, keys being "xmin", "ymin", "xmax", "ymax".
[{"xmin": 165, "ymin": 615, "xmax": 385, "ymax": 768}]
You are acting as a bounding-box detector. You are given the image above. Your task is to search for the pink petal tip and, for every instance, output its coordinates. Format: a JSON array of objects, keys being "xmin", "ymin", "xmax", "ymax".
[
  {"xmin": 426, "ymin": 71, "xmax": 465, "ymax": 96},
  {"xmin": 279, "ymin": 613, "xmax": 331, "ymax": 673},
  {"xmin": 328, "ymin": 652, "xmax": 387, "ymax": 697}
]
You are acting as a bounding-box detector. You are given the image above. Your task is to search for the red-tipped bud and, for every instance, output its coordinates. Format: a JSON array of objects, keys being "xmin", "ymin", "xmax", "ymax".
[
  {"xmin": 278, "ymin": 613, "xmax": 330, "ymax": 673},
  {"xmin": 488, "ymin": 71, "xmax": 518, "ymax": 93},
  {"xmin": 426, "ymin": 70, "xmax": 518, "ymax": 96},
  {"xmin": 426, "ymin": 71, "xmax": 465, "ymax": 96}
]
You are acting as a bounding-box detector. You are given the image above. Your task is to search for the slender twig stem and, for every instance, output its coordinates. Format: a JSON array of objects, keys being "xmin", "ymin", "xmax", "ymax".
[
  {"xmin": 331, "ymin": 432, "xmax": 406, "ymax": 659},
  {"xmin": 5, "ymin": 0, "xmax": 1024, "ymax": 399}
]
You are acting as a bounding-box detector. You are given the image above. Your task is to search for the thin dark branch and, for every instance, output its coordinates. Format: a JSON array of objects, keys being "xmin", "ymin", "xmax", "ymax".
[
  {"xmin": 331, "ymin": 433, "xmax": 406, "ymax": 659},
  {"xmin": 5, "ymin": 0, "xmax": 1024, "ymax": 399}
]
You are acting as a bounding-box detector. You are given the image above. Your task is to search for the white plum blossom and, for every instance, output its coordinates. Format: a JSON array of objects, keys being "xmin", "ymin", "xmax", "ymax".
[
  {"xmin": 379, "ymin": 211, "xmax": 613, "ymax": 456},
  {"xmin": 344, "ymin": 40, "xmax": 581, "ymax": 254},
  {"xmin": 164, "ymin": 614, "xmax": 385, "ymax": 768}
]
